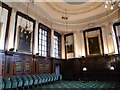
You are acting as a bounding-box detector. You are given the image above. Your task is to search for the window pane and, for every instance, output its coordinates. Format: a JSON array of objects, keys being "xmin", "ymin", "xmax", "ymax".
[
  {"xmin": 53, "ymin": 34, "xmax": 59, "ymax": 58},
  {"xmin": 45, "ymin": 52, "xmax": 47, "ymax": 56},
  {"xmin": 39, "ymin": 45, "xmax": 41, "ymax": 50},
  {"xmin": 42, "ymin": 46, "xmax": 44, "ymax": 51},
  {"xmin": 42, "ymin": 41, "xmax": 44, "ymax": 46},
  {"xmin": 38, "ymin": 25, "xmax": 50, "ymax": 57},
  {"xmin": 39, "ymin": 40, "xmax": 41, "ymax": 44},
  {"xmin": 44, "ymin": 42, "xmax": 47, "ymax": 46},
  {"xmin": 42, "ymin": 52, "xmax": 44, "ymax": 56},
  {"xmin": 39, "ymin": 50, "xmax": 41, "ymax": 55},
  {"xmin": 44, "ymin": 46, "xmax": 47, "ymax": 51}
]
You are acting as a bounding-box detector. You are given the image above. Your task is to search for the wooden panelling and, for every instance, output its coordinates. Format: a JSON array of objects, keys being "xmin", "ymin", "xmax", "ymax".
[
  {"xmin": 4, "ymin": 55, "xmax": 13, "ymax": 77},
  {"xmin": 51, "ymin": 58, "xmax": 62, "ymax": 74},
  {"xmin": 0, "ymin": 51, "xmax": 5, "ymax": 78},
  {"xmin": 1, "ymin": 50, "xmax": 120, "ymax": 82},
  {"xmin": 1, "ymin": 51, "xmax": 62, "ymax": 77},
  {"xmin": 12, "ymin": 54, "xmax": 34, "ymax": 76},
  {"xmin": 61, "ymin": 55, "xmax": 120, "ymax": 81},
  {"xmin": 35, "ymin": 57, "xmax": 51, "ymax": 74}
]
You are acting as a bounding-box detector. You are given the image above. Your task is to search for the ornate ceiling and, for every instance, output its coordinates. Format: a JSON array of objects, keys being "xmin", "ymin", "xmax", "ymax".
[
  {"xmin": 5, "ymin": 1, "xmax": 120, "ymax": 32},
  {"xmin": 32, "ymin": 1, "xmax": 117, "ymax": 25}
]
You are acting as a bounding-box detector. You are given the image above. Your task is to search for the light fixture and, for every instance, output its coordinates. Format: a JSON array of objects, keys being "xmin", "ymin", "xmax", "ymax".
[
  {"xmin": 62, "ymin": 9, "xmax": 69, "ymax": 46},
  {"xmin": 110, "ymin": 66, "xmax": 115, "ymax": 70},
  {"xmin": 9, "ymin": 48, "xmax": 14, "ymax": 51},
  {"xmin": 36, "ymin": 53, "xmax": 39, "ymax": 55},
  {"xmin": 104, "ymin": 4, "xmax": 108, "ymax": 8},
  {"xmin": 83, "ymin": 67, "xmax": 87, "ymax": 71},
  {"xmin": 19, "ymin": 2, "xmax": 32, "ymax": 33},
  {"xmin": 82, "ymin": 56, "xmax": 85, "ymax": 58},
  {"xmin": 104, "ymin": 0, "xmax": 119, "ymax": 10},
  {"xmin": 106, "ymin": 0, "xmax": 109, "ymax": 4},
  {"xmin": 110, "ymin": 5, "xmax": 114, "ymax": 10},
  {"xmin": 119, "ymin": 2, "xmax": 120, "ymax": 7}
]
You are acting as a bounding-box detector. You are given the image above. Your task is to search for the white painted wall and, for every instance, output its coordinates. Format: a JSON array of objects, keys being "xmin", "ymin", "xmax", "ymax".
[
  {"xmin": 1, "ymin": 2, "xmax": 119, "ymax": 59},
  {"xmin": 0, "ymin": 7, "xmax": 8, "ymax": 50}
]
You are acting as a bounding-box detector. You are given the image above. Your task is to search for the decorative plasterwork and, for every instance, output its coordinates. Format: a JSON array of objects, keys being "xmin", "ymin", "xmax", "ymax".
[
  {"xmin": 5, "ymin": 2, "xmax": 120, "ymax": 33},
  {"xmin": 47, "ymin": 2, "xmax": 103, "ymax": 14}
]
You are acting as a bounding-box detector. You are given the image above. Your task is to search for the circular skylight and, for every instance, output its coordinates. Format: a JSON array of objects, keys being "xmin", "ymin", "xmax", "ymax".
[{"xmin": 64, "ymin": 0, "xmax": 89, "ymax": 5}]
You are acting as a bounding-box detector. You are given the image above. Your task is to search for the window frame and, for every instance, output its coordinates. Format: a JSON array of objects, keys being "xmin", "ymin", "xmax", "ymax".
[
  {"xmin": 53, "ymin": 31, "xmax": 61, "ymax": 58},
  {"xmin": 113, "ymin": 22, "xmax": 120, "ymax": 53},
  {"xmin": 64, "ymin": 33, "xmax": 74, "ymax": 59},
  {"xmin": 83, "ymin": 27, "xmax": 104, "ymax": 57},
  {"xmin": 14, "ymin": 11, "xmax": 35, "ymax": 54},
  {"xmin": 38, "ymin": 23, "xmax": 51, "ymax": 57},
  {"xmin": 0, "ymin": 2, "xmax": 12, "ymax": 50}
]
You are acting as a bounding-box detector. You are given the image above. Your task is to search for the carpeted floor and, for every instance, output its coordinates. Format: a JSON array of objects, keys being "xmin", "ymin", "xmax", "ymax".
[{"xmin": 29, "ymin": 81, "xmax": 120, "ymax": 89}]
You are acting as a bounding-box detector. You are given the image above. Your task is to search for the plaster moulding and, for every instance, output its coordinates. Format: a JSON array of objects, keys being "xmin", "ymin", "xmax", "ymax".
[{"xmin": 5, "ymin": 2, "xmax": 120, "ymax": 33}]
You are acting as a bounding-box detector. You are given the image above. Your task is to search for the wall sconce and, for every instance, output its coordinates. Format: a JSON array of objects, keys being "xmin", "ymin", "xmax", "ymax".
[
  {"xmin": 105, "ymin": 54, "xmax": 108, "ymax": 56},
  {"xmin": 82, "ymin": 56, "xmax": 85, "ymax": 58},
  {"xmin": 83, "ymin": 67, "xmax": 87, "ymax": 71},
  {"xmin": 36, "ymin": 53, "xmax": 39, "ymax": 55},
  {"xmin": 9, "ymin": 48, "xmax": 14, "ymax": 51},
  {"xmin": 110, "ymin": 66, "xmax": 115, "ymax": 70}
]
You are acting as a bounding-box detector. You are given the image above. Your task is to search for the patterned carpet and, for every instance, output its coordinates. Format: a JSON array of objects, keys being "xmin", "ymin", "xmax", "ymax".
[{"xmin": 29, "ymin": 81, "xmax": 120, "ymax": 89}]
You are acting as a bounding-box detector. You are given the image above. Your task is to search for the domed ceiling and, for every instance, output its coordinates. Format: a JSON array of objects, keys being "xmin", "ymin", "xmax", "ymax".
[
  {"xmin": 32, "ymin": 1, "xmax": 113, "ymax": 24},
  {"xmin": 15, "ymin": 0, "xmax": 119, "ymax": 32}
]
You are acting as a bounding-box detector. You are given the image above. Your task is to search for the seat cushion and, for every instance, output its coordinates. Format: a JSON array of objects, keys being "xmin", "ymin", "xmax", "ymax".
[
  {"xmin": 3, "ymin": 77, "xmax": 11, "ymax": 89},
  {"xmin": 27, "ymin": 75, "xmax": 33, "ymax": 86},
  {"xmin": 16, "ymin": 76, "xmax": 23, "ymax": 87},
  {"xmin": 32, "ymin": 75, "xmax": 38, "ymax": 85},
  {"xmin": 10, "ymin": 77, "xmax": 18, "ymax": 88},
  {"xmin": 21, "ymin": 76, "xmax": 29, "ymax": 86}
]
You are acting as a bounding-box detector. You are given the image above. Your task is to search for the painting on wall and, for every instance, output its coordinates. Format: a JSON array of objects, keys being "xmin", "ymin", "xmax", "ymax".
[
  {"xmin": 66, "ymin": 44, "xmax": 74, "ymax": 53},
  {"xmin": 87, "ymin": 36, "xmax": 101, "ymax": 55},
  {"xmin": 17, "ymin": 26, "xmax": 32, "ymax": 53},
  {"xmin": 65, "ymin": 33, "xmax": 74, "ymax": 59}
]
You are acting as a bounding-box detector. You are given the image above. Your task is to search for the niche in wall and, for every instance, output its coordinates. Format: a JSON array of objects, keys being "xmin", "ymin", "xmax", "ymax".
[
  {"xmin": 64, "ymin": 33, "xmax": 74, "ymax": 59},
  {"xmin": 83, "ymin": 27, "xmax": 104, "ymax": 56},
  {"xmin": 14, "ymin": 11, "xmax": 35, "ymax": 54},
  {"xmin": 113, "ymin": 22, "xmax": 120, "ymax": 53}
]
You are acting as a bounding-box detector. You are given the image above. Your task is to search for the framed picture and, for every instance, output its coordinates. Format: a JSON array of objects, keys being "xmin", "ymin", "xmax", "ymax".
[
  {"xmin": 17, "ymin": 26, "xmax": 32, "ymax": 53},
  {"xmin": 64, "ymin": 33, "xmax": 75, "ymax": 59},
  {"xmin": 86, "ymin": 35, "xmax": 102, "ymax": 56},
  {"xmin": 66, "ymin": 44, "xmax": 74, "ymax": 53}
]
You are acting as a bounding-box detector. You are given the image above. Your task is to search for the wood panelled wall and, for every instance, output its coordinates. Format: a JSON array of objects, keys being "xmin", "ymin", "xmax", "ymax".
[
  {"xmin": 62, "ymin": 55, "xmax": 120, "ymax": 81},
  {"xmin": 0, "ymin": 50, "xmax": 62, "ymax": 77},
  {"xmin": 1, "ymin": 50, "xmax": 120, "ymax": 81}
]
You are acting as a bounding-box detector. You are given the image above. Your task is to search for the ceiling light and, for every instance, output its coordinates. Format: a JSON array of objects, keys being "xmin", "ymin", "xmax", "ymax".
[
  {"xmin": 62, "ymin": 10, "xmax": 69, "ymax": 46},
  {"xmin": 104, "ymin": 4, "xmax": 108, "ymax": 8},
  {"xmin": 105, "ymin": 0, "xmax": 109, "ymax": 4},
  {"xmin": 110, "ymin": 5, "xmax": 114, "ymax": 10},
  {"xmin": 104, "ymin": 0, "xmax": 119, "ymax": 9},
  {"xmin": 118, "ymin": 2, "xmax": 120, "ymax": 7}
]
